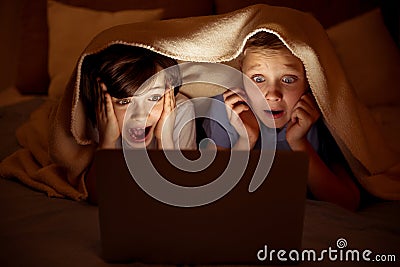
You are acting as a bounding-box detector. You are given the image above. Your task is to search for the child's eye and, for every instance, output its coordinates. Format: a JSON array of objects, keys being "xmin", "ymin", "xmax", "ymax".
[
  {"xmin": 115, "ymin": 98, "xmax": 131, "ymax": 105},
  {"xmin": 148, "ymin": 94, "xmax": 162, "ymax": 101},
  {"xmin": 251, "ymin": 75, "xmax": 265, "ymax": 83},
  {"xmin": 282, "ymin": 76, "xmax": 297, "ymax": 84}
]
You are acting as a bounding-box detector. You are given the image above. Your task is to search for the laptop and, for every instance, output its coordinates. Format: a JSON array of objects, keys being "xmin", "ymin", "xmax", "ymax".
[{"xmin": 95, "ymin": 149, "xmax": 308, "ymax": 264}]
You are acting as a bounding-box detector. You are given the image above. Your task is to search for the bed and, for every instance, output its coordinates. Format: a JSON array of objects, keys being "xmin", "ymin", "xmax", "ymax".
[{"xmin": 1, "ymin": 0, "xmax": 399, "ymax": 266}]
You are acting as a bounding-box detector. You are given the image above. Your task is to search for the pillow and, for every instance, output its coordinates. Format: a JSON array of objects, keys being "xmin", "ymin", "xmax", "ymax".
[
  {"xmin": 16, "ymin": 0, "xmax": 214, "ymax": 95},
  {"xmin": 370, "ymin": 106, "xmax": 400, "ymax": 154},
  {"xmin": 47, "ymin": 1, "xmax": 164, "ymax": 98},
  {"xmin": 327, "ymin": 8, "xmax": 400, "ymax": 107}
]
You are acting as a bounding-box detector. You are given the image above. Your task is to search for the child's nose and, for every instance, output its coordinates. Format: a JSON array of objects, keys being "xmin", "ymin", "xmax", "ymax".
[
  {"xmin": 263, "ymin": 85, "xmax": 282, "ymax": 101},
  {"xmin": 128, "ymin": 102, "xmax": 148, "ymax": 121}
]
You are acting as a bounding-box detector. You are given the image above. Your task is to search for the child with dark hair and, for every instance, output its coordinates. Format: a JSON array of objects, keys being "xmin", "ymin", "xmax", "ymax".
[
  {"xmin": 80, "ymin": 44, "xmax": 196, "ymax": 203},
  {"xmin": 80, "ymin": 44, "xmax": 196, "ymax": 150}
]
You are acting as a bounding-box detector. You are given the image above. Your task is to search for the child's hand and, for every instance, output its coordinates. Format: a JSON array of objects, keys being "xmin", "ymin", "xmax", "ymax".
[
  {"xmin": 286, "ymin": 93, "xmax": 320, "ymax": 150},
  {"xmin": 155, "ymin": 88, "xmax": 176, "ymax": 149},
  {"xmin": 223, "ymin": 88, "xmax": 259, "ymax": 149},
  {"xmin": 96, "ymin": 89, "xmax": 120, "ymax": 149}
]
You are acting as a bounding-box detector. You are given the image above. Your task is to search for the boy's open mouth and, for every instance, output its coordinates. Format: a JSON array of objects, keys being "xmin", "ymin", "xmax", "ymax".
[
  {"xmin": 264, "ymin": 109, "xmax": 284, "ymax": 119},
  {"xmin": 127, "ymin": 126, "xmax": 152, "ymax": 142}
]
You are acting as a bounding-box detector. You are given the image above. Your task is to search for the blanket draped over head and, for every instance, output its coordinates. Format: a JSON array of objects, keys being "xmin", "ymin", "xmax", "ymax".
[{"xmin": 0, "ymin": 4, "xmax": 399, "ymax": 201}]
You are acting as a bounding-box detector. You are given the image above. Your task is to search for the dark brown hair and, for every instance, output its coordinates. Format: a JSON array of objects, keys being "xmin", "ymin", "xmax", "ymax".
[{"xmin": 80, "ymin": 44, "xmax": 181, "ymax": 126}]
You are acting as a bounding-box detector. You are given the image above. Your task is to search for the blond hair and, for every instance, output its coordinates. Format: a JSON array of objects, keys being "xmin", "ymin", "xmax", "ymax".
[{"xmin": 241, "ymin": 31, "xmax": 290, "ymax": 61}]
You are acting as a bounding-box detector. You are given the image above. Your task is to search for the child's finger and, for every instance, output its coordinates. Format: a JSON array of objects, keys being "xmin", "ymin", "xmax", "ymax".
[
  {"xmin": 96, "ymin": 91, "xmax": 101, "ymax": 118},
  {"xmin": 169, "ymin": 88, "xmax": 176, "ymax": 109},
  {"xmin": 290, "ymin": 108, "xmax": 298, "ymax": 124},
  {"xmin": 103, "ymin": 93, "xmax": 109, "ymax": 118},
  {"xmin": 229, "ymin": 87, "xmax": 247, "ymax": 98},
  {"xmin": 290, "ymin": 108, "xmax": 301, "ymax": 125},
  {"xmin": 299, "ymin": 96, "xmax": 321, "ymax": 121},
  {"xmin": 232, "ymin": 103, "xmax": 250, "ymax": 115},
  {"xmin": 97, "ymin": 89, "xmax": 103, "ymax": 114},
  {"xmin": 294, "ymin": 95, "xmax": 318, "ymax": 115},
  {"xmin": 170, "ymin": 87, "xmax": 176, "ymax": 107},
  {"xmin": 293, "ymin": 100, "xmax": 313, "ymax": 117},
  {"xmin": 164, "ymin": 89, "xmax": 173, "ymax": 112},
  {"xmin": 102, "ymin": 91, "xmax": 107, "ymax": 116},
  {"xmin": 222, "ymin": 90, "xmax": 236, "ymax": 100},
  {"xmin": 291, "ymin": 106, "xmax": 316, "ymax": 129},
  {"xmin": 97, "ymin": 91, "xmax": 107, "ymax": 123},
  {"xmin": 223, "ymin": 88, "xmax": 247, "ymax": 101},
  {"xmin": 99, "ymin": 83, "xmax": 108, "ymax": 113},
  {"xmin": 295, "ymin": 107, "xmax": 309, "ymax": 119},
  {"xmin": 104, "ymin": 93, "xmax": 115, "ymax": 119},
  {"xmin": 159, "ymin": 89, "xmax": 172, "ymax": 125},
  {"xmin": 301, "ymin": 94, "xmax": 318, "ymax": 111},
  {"xmin": 224, "ymin": 93, "xmax": 248, "ymax": 109}
]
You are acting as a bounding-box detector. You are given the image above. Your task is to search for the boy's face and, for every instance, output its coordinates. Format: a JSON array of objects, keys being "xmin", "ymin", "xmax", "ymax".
[
  {"xmin": 241, "ymin": 48, "xmax": 308, "ymax": 129},
  {"xmin": 112, "ymin": 70, "xmax": 167, "ymax": 148}
]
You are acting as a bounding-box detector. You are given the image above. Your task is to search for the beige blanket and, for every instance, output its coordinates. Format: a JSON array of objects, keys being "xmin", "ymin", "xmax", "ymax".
[{"xmin": 1, "ymin": 4, "xmax": 399, "ymax": 201}]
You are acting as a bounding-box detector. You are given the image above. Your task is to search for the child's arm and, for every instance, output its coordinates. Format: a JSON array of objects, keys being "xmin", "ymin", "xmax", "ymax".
[
  {"xmin": 291, "ymin": 140, "xmax": 360, "ymax": 211},
  {"xmin": 85, "ymin": 88, "xmax": 121, "ymax": 204},
  {"xmin": 286, "ymin": 94, "xmax": 360, "ymax": 211}
]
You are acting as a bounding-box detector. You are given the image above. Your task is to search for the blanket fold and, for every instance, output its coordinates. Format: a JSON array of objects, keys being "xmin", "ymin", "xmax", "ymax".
[{"xmin": 1, "ymin": 4, "xmax": 399, "ymax": 200}]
